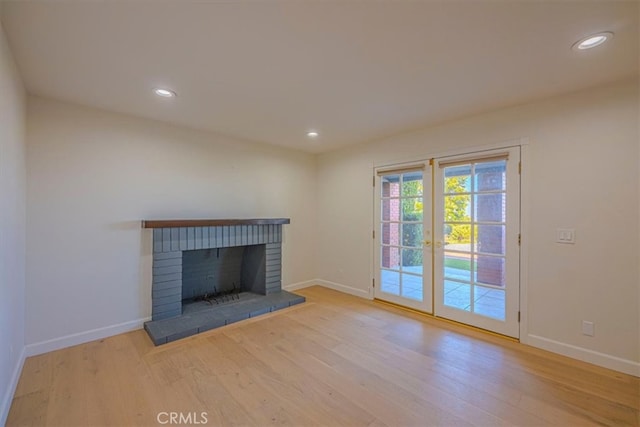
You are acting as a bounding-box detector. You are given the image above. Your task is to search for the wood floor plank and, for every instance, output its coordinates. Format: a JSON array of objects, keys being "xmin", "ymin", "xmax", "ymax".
[
  {"xmin": 7, "ymin": 286, "xmax": 639, "ymax": 426},
  {"xmin": 12, "ymin": 353, "xmax": 52, "ymax": 399},
  {"xmin": 44, "ymin": 345, "xmax": 88, "ymax": 426},
  {"xmin": 6, "ymin": 390, "xmax": 48, "ymax": 427},
  {"xmin": 192, "ymin": 333, "xmax": 318, "ymax": 426},
  {"xmin": 231, "ymin": 314, "xmax": 437, "ymax": 425},
  {"xmin": 264, "ymin": 330, "xmax": 444, "ymax": 426},
  {"xmin": 217, "ymin": 328, "xmax": 376, "ymax": 427},
  {"xmin": 106, "ymin": 334, "xmax": 170, "ymax": 424},
  {"xmin": 81, "ymin": 339, "xmax": 129, "ymax": 426},
  {"xmin": 283, "ymin": 317, "xmax": 521, "ymax": 426}
]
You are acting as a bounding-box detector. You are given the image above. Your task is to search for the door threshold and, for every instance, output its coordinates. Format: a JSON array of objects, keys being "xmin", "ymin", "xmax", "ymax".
[{"xmin": 374, "ymin": 298, "xmax": 433, "ymax": 316}]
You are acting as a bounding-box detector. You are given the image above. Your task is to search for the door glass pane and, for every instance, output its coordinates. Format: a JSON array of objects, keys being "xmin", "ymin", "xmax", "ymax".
[
  {"xmin": 474, "ymin": 285, "xmax": 505, "ymax": 320},
  {"xmin": 444, "ymin": 194, "xmax": 471, "ymax": 222},
  {"xmin": 402, "ymin": 223, "xmax": 423, "ymax": 247},
  {"xmin": 444, "ymin": 166, "xmax": 471, "ymax": 193},
  {"xmin": 382, "ymin": 175, "xmax": 400, "ymax": 197},
  {"xmin": 382, "ymin": 246, "xmax": 400, "ymax": 269},
  {"xmin": 444, "ymin": 224, "xmax": 477, "ymax": 252},
  {"xmin": 401, "ymin": 273, "xmax": 423, "ymax": 301},
  {"xmin": 382, "ymin": 222, "xmax": 400, "ymax": 245},
  {"xmin": 474, "ymin": 194, "xmax": 505, "ymax": 222},
  {"xmin": 477, "ymin": 225, "xmax": 505, "ymax": 255},
  {"xmin": 443, "ymin": 223, "xmax": 474, "ymax": 252},
  {"xmin": 382, "ymin": 199, "xmax": 400, "ymax": 221},
  {"xmin": 474, "ymin": 161, "xmax": 506, "ymax": 191},
  {"xmin": 444, "ymin": 251, "xmax": 472, "ymax": 282},
  {"xmin": 381, "ymin": 270, "xmax": 400, "ymax": 295},
  {"xmin": 402, "ymin": 198, "xmax": 423, "ymax": 221},
  {"xmin": 402, "ymin": 249, "xmax": 423, "ymax": 275},
  {"xmin": 475, "ymin": 255, "xmax": 505, "ymax": 287},
  {"xmin": 444, "ymin": 280, "xmax": 471, "ymax": 311},
  {"xmin": 402, "ymin": 172, "xmax": 423, "ymax": 196}
]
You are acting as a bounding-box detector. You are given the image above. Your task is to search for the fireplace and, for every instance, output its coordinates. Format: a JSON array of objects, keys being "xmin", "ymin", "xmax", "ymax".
[{"xmin": 142, "ymin": 218, "xmax": 305, "ymax": 345}]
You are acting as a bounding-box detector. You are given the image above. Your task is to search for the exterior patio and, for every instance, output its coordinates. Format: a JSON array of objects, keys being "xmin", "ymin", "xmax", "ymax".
[{"xmin": 380, "ymin": 265, "xmax": 506, "ymax": 320}]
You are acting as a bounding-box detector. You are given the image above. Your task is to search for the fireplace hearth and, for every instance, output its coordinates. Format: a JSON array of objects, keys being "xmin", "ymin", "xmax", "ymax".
[{"xmin": 142, "ymin": 218, "xmax": 304, "ymax": 345}]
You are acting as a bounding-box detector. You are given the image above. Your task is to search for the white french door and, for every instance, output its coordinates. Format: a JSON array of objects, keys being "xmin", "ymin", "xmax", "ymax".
[
  {"xmin": 374, "ymin": 164, "xmax": 432, "ymax": 313},
  {"xmin": 374, "ymin": 147, "xmax": 521, "ymax": 338},
  {"xmin": 433, "ymin": 147, "xmax": 520, "ymax": 337}
]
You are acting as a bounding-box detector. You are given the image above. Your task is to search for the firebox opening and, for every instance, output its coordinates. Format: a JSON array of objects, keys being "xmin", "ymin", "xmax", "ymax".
[{"xmin": 181, "ymin": 244, "xmax": 266, "ymax": 313}]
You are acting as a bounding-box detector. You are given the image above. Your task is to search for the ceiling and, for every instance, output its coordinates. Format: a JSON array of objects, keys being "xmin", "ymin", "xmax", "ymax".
[{"xmin": 1, "ymin": 1, "xmax": 638, "ymax": 153}]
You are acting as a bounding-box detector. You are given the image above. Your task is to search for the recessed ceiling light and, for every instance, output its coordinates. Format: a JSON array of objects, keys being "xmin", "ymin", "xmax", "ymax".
[
  {"xmin": 572, "ymin": 32, "xmax": 613, "ymax": 51},
  {"xmin": 154, "ymin": 88, "xmax": 176, "ymax": 98},
  {"xmin": 306, "ymin": 131, "xmax": 319, "ymax": 138}
]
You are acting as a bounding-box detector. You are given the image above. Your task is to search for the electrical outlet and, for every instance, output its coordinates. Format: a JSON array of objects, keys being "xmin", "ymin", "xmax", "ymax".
[
  {"xmin": 582, "ymin": 320, "xmax": 594, "ymax": 337},
  {"xmin": 556, "ymin": 228, "xmax": 575, "ymax": 244}
]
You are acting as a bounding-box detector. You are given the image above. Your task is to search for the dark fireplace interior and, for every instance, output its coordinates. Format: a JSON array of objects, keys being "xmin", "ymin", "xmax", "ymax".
[{"xmin": 181, "ymin": 245, "xmax": 266, "ymax": 313}]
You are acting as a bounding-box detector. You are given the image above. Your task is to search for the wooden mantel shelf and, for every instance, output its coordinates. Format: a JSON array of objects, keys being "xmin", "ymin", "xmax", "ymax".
[{"xmin": 142, "ymin": 218, "xmax": 290, "ymax": 229}]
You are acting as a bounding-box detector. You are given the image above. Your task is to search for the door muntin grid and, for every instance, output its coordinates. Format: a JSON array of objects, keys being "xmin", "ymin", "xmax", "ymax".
[
  {"xmin": 441, "ymin": 160, "xmax": 507, "ymax": 320},
  {"xmin": 380, "ymin": 171, "xmax": 424, "ymax": 302}
]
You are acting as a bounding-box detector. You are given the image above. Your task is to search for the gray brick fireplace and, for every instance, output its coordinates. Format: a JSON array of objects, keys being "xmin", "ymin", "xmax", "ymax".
[{"xmin": 142, "ymin": 219, "xmax": 304, "ymax": 345}]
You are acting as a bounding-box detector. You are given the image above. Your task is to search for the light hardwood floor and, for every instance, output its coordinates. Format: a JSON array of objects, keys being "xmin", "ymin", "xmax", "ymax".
[{"xmin": 8, "ymin": 286, "xmax": 640, "ymax": 426}]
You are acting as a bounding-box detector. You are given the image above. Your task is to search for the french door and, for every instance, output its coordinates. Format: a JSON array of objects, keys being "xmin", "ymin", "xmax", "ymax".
[
  {"xmin": 375, "ymin": 147, "xmax": 521, "ymax": 338},
  {"xmin": 374, "ymin": 164, "xmax": 432, "ymax": 312},
  {"xmin": 433, "ymin": 147, "xmax": 520, "ymax": 337}
]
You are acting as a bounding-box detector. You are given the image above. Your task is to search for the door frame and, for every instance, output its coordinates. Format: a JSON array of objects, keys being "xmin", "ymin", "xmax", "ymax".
[{"xmin": 371, "ymin": 138, "xmax": 529, "ymax": 340}]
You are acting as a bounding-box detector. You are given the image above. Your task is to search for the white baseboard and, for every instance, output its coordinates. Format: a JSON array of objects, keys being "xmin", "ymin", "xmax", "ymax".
[
  {"xmin": 283, "ymin": 280, "xmax": 318, "ymax": 291},
  {"xmin": 25, "ymin": 317, "xmax": 150, "ymax": 358},
  {"xmin": 527, "ymin": 334, "xmax": 640, "ymax": 377},
  {"xmin": 1, "ymin": 346, "xmax": 26, "ymax": 426},
  {"xmin": 284, "ymin": 279, "xmax": 371, "ymax": 300},
  {"xmin": 314, "ymin": 279, "xmax": 371, "ymax": 299}
]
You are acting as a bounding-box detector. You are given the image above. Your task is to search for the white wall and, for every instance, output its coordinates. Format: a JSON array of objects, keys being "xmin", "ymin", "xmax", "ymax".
[
  {"xmin": 317, "ymin": 79, "xmax": 639, "ymax": 375},
  {"xmin": 0, "ymin": 19, "xmax": 26, "ymax": 425},
  {"xmin": 25, "ymin": 97, "xmax": 317, "ymax": 351}
]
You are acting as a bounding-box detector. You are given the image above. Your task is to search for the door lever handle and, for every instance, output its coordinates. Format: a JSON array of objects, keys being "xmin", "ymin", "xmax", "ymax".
[{"xmin": 423, "ymin": 240, "xmax": 432, "ymax": 246}]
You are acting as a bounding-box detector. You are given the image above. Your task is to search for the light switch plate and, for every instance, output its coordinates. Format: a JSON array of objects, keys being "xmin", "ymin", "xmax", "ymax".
[{"xmin": 556, "ymin": 228, "xmax": 575, "ymax": 244}]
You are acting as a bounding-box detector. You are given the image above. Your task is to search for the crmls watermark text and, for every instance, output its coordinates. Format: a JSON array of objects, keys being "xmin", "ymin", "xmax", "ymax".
[{"xmin": 157, "ymin": 412, "xmax": 209, "ymax": 425}]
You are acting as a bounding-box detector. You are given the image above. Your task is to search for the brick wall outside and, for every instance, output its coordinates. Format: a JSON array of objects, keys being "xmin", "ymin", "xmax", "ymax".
[
  {"xmin": 476, "ymin": 169, "xmax": 506, "ymax": 287},
  {"xmin": 382, "ymin": 180, "xmax": 401, "ymax": 269}
]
